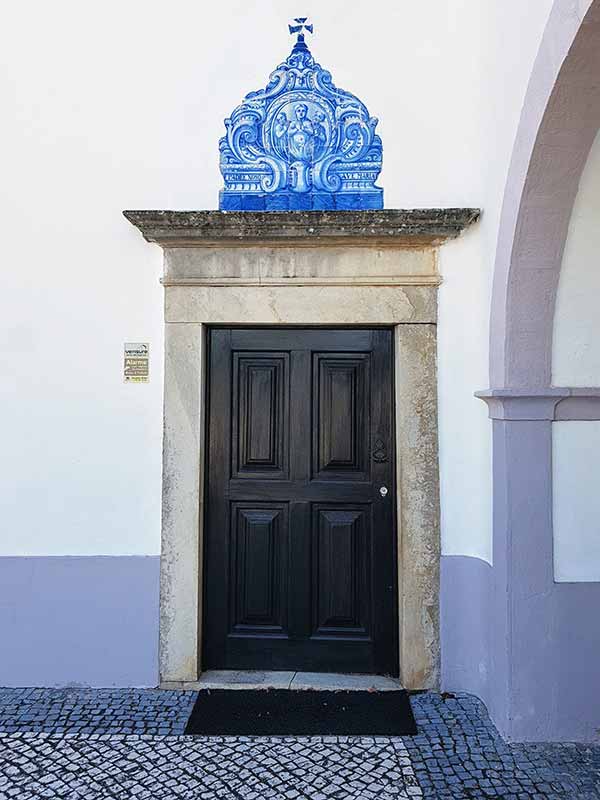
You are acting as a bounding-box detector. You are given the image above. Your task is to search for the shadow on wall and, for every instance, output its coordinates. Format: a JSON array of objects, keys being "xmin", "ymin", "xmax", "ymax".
[{"xmin": 440, "ymin": 555, "xmax": 492, "ymax": 710}]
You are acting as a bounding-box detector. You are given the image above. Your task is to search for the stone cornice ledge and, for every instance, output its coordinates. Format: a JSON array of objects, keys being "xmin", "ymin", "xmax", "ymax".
[
  {"xmin": 123, "ymin": 209, "xmax": 480, "ymax": 247},
  {"xmin": 476, "ymin": 388, "xmax": 600, "ymax": 421}
]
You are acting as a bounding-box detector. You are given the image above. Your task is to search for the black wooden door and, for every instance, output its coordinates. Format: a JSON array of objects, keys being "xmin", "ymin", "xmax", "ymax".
[{"xmin": 204, "ymin": 328, "xmax": 397, "ymax": 675}]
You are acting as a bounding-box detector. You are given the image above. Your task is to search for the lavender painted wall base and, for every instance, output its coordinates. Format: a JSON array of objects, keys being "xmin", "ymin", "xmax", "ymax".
[
  {"xmin": 2, "ymin": 551, "xmax": 598, "ymax": 741},
  {"xmin": 0, "ymin": 557, "xmax": 159, "ymax": 688},
  {"xmin": 441, "ymin": 555, "xmax": 492, "ymax": 707},
  {"xmin": 442, "ymin": 475, "xmax": 600, "ymax": 745},
  {"xmin": 494, "ymin": 418, "xmax": 600, "ymax": 743}
]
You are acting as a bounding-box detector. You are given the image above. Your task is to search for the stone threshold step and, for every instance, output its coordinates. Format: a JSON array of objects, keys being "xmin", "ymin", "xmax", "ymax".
[{"xmin": 161, "ymin": 671, "xmax": 403, "ymax": 692}]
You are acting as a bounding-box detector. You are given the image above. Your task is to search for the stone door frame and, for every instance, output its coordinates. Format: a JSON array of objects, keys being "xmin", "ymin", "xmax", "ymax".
[{"xmin": 124, "ymin": 209, "xmax": 479, "ymax": 690}]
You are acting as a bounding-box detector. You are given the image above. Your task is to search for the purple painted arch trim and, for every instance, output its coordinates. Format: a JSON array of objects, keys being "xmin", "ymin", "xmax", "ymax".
[
  {"xmin": 489, "ymin": 0, "xmax": 600, "ymax": 389},
  {"xmin": 476, "ymin": 388, "xmax": 600, "ymax": 420},
  {"xmin": 472, "ymin": 1, "xmax": 600, "ymax": 742}
]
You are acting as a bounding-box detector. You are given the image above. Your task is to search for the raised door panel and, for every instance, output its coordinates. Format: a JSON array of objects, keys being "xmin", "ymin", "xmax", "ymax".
[
  {"xmin": 311, "ymin": 505, "xmax": 372, "ymax": 639},
  {"xmin": 312, "ymin": 353, "xmax": 370, "ymax": 481},
  {"xmin": 232, "ymin": 353, "xmax": 289, "ymax": 479},
  {"xmin": 229, "ymin": 503, "xmax": 289, "ymax": 636}
]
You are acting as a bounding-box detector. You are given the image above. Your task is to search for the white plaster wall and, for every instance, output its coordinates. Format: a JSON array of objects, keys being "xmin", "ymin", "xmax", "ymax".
[
  {"xmin": 553, "ymin": 129, "xmax": 600, "ymax": 386},
  {"xmin": 551, "ymin": 130, "xmax": 600, "ymax": 582},
  {"xmin": 553, "ymin": 422, "xmax": 600, "ymax": 582},
  {"xmin": 0, "ymin": 0, "xmax": 553, "ymax": 557},
  {"xmin": 437, "ymin": 0, "xmax": 554, "ymax": 561}
]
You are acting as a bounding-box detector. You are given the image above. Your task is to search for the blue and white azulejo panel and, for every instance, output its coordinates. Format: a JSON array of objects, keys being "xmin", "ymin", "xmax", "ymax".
[{"xmin": 219, "ymin": 20, "xmax": 383, "ymax": 211}]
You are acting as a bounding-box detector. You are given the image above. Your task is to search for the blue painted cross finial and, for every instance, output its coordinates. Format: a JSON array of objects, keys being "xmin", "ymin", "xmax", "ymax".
[{"xmin": 288, "ymin": 17, "xmax": 313, "ymax": 46}]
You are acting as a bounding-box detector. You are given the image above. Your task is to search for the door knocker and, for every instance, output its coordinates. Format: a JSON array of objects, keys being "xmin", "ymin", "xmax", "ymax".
[{"xmin": 371, "ymin": 437, "xmax": 388, "ymax": 463}]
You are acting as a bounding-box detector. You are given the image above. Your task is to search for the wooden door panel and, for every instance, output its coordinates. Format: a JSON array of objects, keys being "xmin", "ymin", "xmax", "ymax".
[
  {"xmin": 232, "ymin": 353, "xmax": 289, "ymax": 480},
  {"xmin": 229, "ymin": 503, "xmax": 289, "ymax": 636},
  {"xmin": 312, "ymin": 354, "xmax": 370, "ymax": 481},
  {"xmin": 227, "ymin": 481, "xmax": 373, "ymax": 503},
  {"xmin": 230, "ymin": 328, "xmax": 373, "ymax": 351},
  {"xmin": 205, "ymin": 328, "xmax": 397, "ymax": 675},
  {"xmin": 312, "ymin": 504, "xmax": 371, "ymax": 638}
]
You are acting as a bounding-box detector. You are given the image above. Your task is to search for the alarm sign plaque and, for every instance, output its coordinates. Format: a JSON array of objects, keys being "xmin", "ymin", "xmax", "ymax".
[{"xmin": 124, "ymin": 342, "xmax": 149, "ymax": 383}]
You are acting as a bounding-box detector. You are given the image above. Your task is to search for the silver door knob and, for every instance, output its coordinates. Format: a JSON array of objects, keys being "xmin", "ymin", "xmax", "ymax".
[{"xmin": 379, "ymin": 486, "xmax": 388, "ymax": 497}]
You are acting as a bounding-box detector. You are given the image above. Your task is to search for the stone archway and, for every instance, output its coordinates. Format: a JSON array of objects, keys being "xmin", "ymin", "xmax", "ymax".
[{"xmin": 479, "ymin": 0, "xmax": 600, "ymax": 742}]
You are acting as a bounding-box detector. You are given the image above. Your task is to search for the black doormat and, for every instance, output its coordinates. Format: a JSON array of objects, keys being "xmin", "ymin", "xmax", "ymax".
[{"xmin": 184, "ymin": 689, "xmax": 417, "ymax": 736}]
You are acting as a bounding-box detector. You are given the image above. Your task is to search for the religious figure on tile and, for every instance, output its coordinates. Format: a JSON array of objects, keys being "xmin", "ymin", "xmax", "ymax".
[
  {"xmin": 219, "ymin": 18, "xmax": 383, "ymax": 209},
  {"xmin": 287, "ymin": 104, "xmax": 317, "ymax": 162}
]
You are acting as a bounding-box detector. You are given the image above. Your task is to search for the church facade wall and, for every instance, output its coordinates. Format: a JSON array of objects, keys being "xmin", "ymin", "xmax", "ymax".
[{"xmin": 3, "ymin": 0, "xmax": 598, "ymax": 742}]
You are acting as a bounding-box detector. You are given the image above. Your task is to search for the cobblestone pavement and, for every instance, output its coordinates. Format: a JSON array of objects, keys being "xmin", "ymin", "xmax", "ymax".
[
  {"xmin": 0, "ymin": 734, "xmax": 420, "ymax": 799},
  {"xmin": 0, "ymin": 688, "xmax": 599, "ymax": 799},
  {"xmin": 0, "ymin": 688, "xmax": 195, "ymax": 736},
  {"xmin": 409, "ymin": 694, "xmax": 600, "ymax": 799}
]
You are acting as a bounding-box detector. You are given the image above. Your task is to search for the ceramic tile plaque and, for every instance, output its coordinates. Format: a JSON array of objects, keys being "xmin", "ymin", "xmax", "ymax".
[
  {"xmin": 219, "ymin": 18, "xmax": 383, "ymax": 211},
  {"xmin": 124, "ymin": 342, "xmax": 149, "ymax": 383}
]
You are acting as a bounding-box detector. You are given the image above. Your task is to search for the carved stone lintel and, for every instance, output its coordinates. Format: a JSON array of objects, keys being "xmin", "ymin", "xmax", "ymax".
[{"xmin": 124, "ymin": 208, "xmax": 481, "ymax": 247}]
